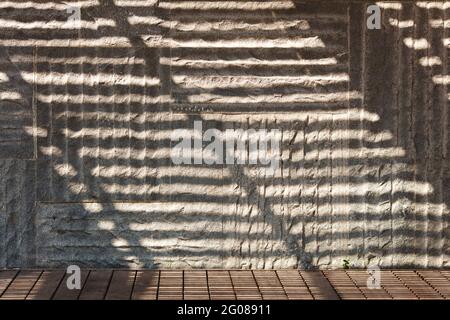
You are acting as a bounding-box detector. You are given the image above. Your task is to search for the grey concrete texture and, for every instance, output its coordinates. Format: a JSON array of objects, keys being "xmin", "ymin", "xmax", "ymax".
[{"xmin": 0, "ymin": 1, "xmax": 449, "ymax": 269}]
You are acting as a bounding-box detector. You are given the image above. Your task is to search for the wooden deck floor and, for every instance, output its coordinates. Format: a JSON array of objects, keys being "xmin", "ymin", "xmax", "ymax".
[{"xmin": 1, "ymin": 270, "xmax": 449, "ymax": 300}]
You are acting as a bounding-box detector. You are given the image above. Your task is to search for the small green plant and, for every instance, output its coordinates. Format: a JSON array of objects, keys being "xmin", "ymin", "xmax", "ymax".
[{"xmin": 343, "ymin": 259, "xmax": 350, "ymax": 269}]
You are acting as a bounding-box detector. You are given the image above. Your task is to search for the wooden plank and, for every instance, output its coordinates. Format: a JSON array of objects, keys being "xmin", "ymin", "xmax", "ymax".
[
  {"xmin": 0, "ymin": 270, "xmax": 19, "ymax": 297},
  {"xmin": 327, "ymin": 270, "xmax": 393, "ymax": 300},
  {"xmin": 359, "ymin": 287, "xmax": 392, "ymax": 300},
  {"xmin": 105, "ymin": 271, "xmax": 136, "ymax": 300},
  {"xmin": 184, "ymin": 270, "xmax": 209, "ymax": 300},
  {"xmin": 346, "ymin": 270, "xmax": 392, "ymax": 300},
  {"xmin": 78, "ymin": 270, "xmax": 113, "ymax": 300},
  {"xmin": 208, "ymin": 271, "xmax": 235, "ymax": 300},
  {"xmin": 26, "ymin": 270, "xmax": 65, "ymax": 300},
  {"xmin": 0, "ymin": 270, "xmax": 42, "ymax": 300},
  {"xmin": 276, "ymin": 270, "xmax": 312, "ymax": 300},
  {"xmin": 229, "ymin": 271, "xmax": 261, "ymax": 300},
  {"xmin": 253, "ymin": 270, "xmax": 287, "ymax": 300},
  {"xmin": 302, "ymin": 271, "xmax": 339, "ymax": 300},
  {"xmin": 132, "ymin": 271, "xmax": 159, "ymax": 300},
  {"xmin": 379, "ymin": 271, "xmax": 415, "ymax": 300},
  {"xmin": 436, "ymin": 271, "xmax": 450, "ymax": 299},
  {"xmin": 52, "ymin": 269, "xmax": 90, "ymax": 300},
  {"xmin": 394, "ymin": 271, "xmax": 443, "ymax": 300},
  {"xmin": 158, "ymin": 270, "xmax": 183, "ymax": 300},
  {"xmin": 417, "ymin": 270, "xmax": 450, "ymax": 298},
  {"xmin": 0, "ymin": 269, "xmax": 447, "ymax": 300},
  {"xmin": 322, "ymin": 271, "xmax": 362, "ymax": 300}
]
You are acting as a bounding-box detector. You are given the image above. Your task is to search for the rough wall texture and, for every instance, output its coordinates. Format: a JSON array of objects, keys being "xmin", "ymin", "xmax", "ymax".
[{"xmin": 0, "ymin": 1, "xmax": 449, "ymax": 269}]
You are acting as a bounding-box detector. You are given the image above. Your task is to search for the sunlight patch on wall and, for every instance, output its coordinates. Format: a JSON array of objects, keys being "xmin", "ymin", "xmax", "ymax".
[
  {"xmin": 0, "ymin": 91, "xmax": 22, "ymax": 100},
  {"xmin": 130, "ymin": 18, "xmax": 312, "ymax": 32},
  {"xmin": 172, "ymin": 74, "xmax": 349, "ymax": 89},
  {"xmin": 388, "ymin": 18, "xmax": 414, "ymax": 29},
  {"xmin": 376, "ymin": 2, "xmax": 402, "ymax": 10},
  {"xmin": 0, "ymin": 18, "xmax": 115, "ymax": 30},
  {"xmin": 433, "ymin": 75, "xmax": 450, "ymax": 85},
  {"xmin": 403, "ymin": 38, "xmax": 430, "ymax": 50},
  {"xmin": 419, "ymin": 56, "xmax": 442, "ymax": 67},
  {"xmin": 21, "ymin": 72, "xmax": 160, "ymax": 87},
  {"xmin": 161, "ymin": 57, "xmax": 337, "ymax": 68},
  {"xmin": 0, "ymin": 72, "xmax": 8, "ymax": 83},
  {"xmin": 0, "ymin": 1, "xmax": 99, "ymax": 10},
  {"xmin": 158, "ymin": 1, "xmax": 297, "ymax": 10},
  {"xmin": 114, "ymin": 0, "xmax": 158, "ymax": 6}
]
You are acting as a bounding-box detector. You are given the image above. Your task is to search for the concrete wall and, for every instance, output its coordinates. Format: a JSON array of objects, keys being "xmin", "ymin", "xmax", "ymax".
[{"xmin": 0, "ymin": 1, "xmax": 449, "ymax": 269}]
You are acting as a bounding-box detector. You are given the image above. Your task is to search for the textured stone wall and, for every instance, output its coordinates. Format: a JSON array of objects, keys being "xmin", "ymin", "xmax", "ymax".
[{"xmin": 0, "ymin": 1, "xmax": 449, "ymax": 269}]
